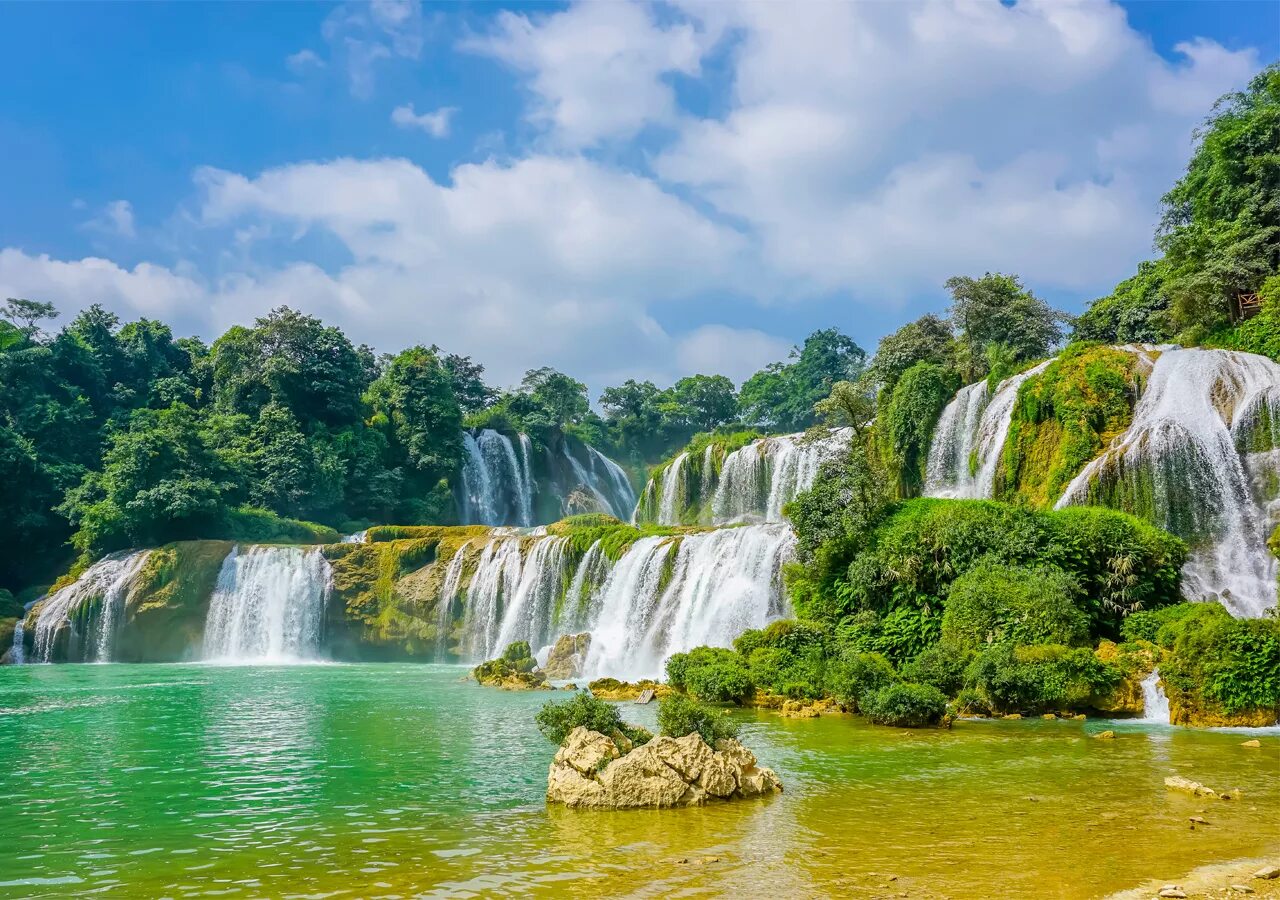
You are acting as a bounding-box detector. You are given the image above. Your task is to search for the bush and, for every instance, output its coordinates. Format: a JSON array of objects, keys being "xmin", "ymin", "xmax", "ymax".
[
  {"xmin": 964, "ymin": 643, "xmax": 1121, "ymax": 715},
  {"xmin": 657, "ymin": 693, "xmax": 740, "ymax": 745},
  {"xmin": 900, "ymin": 643, "xmax": 973, "ymax": 696},
  {"xmin": 1120, "ymin": 602, "xmax": 1203, "ymax": 644},
  {"xmin": 1160, "ymin": 603, "xmax": 1280, "ymax": 714},
  {"xmin": 736, "ymin": 620, "xmax": 830, "ymax": 699},
  {"xmin": 860, "ymin": 682, "xmax": 947, "ymax": 727},
  {"xmin": 941, "ymin": 562, "xmax": 1088, "ymax": 650},
  {"xmin": 502, "ymin": 640, "xmax": 536, "ymax": 672},
  {"xmin": 535, "ymin": 692, "xmax": 650, "ymax": 747},
  {"xmin": 823, "ymin": 651, "xmax": 896, "ymax": 711},
  {"xmin": 664, "ymin": 646, "xmax": 753, "ymax": 703}
]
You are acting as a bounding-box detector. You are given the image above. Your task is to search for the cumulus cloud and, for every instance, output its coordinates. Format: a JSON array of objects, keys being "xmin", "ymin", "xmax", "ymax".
[
  {"xmin": 322, "ymin": 0, "xmax": 427, "ymax": 97},
  {"xmin": 285, "ymin": 49, "xmax": 326, "ymax": 74},
  {"xmin": 82, "ymin": 200, "xmax": 137, "ymax": 239},
  {"xmin": 390, "ymin": 103, "xmax": 456, "ymax": 137}
]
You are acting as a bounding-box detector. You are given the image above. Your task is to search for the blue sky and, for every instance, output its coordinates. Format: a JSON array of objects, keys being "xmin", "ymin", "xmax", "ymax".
[{"xmin": 1, "ymin": 0, "xmax": 1276, "ymax": 393}]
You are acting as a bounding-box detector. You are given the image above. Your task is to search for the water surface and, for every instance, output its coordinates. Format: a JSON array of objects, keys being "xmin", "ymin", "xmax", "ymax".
[{"xmin": 1, "ymin": 664, "xmax": 1276, "ymax": 898}]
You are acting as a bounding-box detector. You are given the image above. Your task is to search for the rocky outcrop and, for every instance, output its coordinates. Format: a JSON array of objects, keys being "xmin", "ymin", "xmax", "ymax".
[
  {"xmin": 587, "ymin": 678, "xmax": 673, "ymax": 701},
  {"xmin": 546, "ymin": 726, "xmax": 782, "ymax": 809},
  {"xmin": 473, "ymin": 642, "xmax": 553, "ymax": 690},
  {"xmin": 543, "ymin": 633, "xmax": 591, "ymax": 680}
]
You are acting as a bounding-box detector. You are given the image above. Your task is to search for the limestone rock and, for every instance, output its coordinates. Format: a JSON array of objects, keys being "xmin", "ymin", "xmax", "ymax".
[
  {"xmin": 1241, "ymin": 739, "xmax": 1262, "ymax": 748},
  {"xmin": 1095, "ymin": 730, "xmax": 1116, "ymax": 740},
  {"xmin": 547, "ymin": 729, "xmax": 781, "ymax": 810},
  {"xmin": 1255, "ymin": 865, "xmax": 1280, "ymax": 880},
  {"xmin": 1164, "ymin": 775, "xmax": 1217, "ymax": 798},
  {"xmin": 543, "ymin": 633, "xmax": 591, "ymax": 680},
  {"xmin": 587, "ymin": 678, "xmax": 673, "ymax": 701},
  {"xmin": 1158, "ymin": 887, "xmax": 1187, "ymax": 898}
]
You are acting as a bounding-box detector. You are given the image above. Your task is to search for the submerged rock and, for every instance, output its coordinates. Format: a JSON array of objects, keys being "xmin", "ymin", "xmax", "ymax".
[
  {"xmin": 542, "ymin": 633, "xmax": 591, "ymax": 680},
  {"xmin": 546, "ymin": 727, "xmax": 782, "ymax": 810},
  {"xmin": 1164, "ymin": 775, "xmax": 1218, "ymax": 798}
]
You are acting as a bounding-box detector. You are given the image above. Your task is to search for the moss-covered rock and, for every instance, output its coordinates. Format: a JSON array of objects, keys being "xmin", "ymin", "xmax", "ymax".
[
  {"xmin": 1088, "ymin": 640, "xmax": 1158, "ymax": 716},
  {"xmin": 998, "ymin": 344, "xmax": 1145, "ymax": 507},
  {"xmin": 114, "ymin": 541, "xmax": 234, "ymax": 661}
]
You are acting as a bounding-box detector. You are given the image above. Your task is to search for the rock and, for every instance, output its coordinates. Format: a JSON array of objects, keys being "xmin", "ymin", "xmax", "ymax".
[
  {"xmin": 781, "ymin": 699, "xmax": 820, "ymax": 718},
  {"xmin": 1221, "ymin": 787, "xmax": 1244, "ymax": 801},
  {"xmin": 1072, "ymin": 713, "xmax": 1087, "ymax": 721},
  {"xmin": 547, "ymin": 729, "xmax": 781, "ymax": 810},
  {"xmin": 1188, "ymin": 815, "xmax": 1209, "ymax": 824},
  {"xmin": 542, "ymin": 633, "xmax": 591, "ymax": 680},
  {"xmin": 1254, "ymin": 865, "xmax": 1280, "ymax": 880},
  {"xmin": 1041, "ymin": 713, "xmax": 1057, "ymax": 720},
  {"xmin": 1241, "ymin": 739, "xmax": 1262, "ymax": 748},
  {"xmin": 1003, "ymin": 713, "xmax": 1022, "ymax": 720},
  {"xmin": 1164, "ymin": 775, "xmax": 1217, "ymax": 798},
  {"xmin": 1232, "ymin": 884, "xmax": 1255, "ymax": 893},
  {"xmin": 1095, "ymin": 730, "xmax": 1116, "ymax": 740},
  {"xmin": 1158, "ymin": 887, "xmax": 1187, "ymax": 898},
  {"xmin": 587, "ymin": 678, "xmax": 673, "ymax": 701}
]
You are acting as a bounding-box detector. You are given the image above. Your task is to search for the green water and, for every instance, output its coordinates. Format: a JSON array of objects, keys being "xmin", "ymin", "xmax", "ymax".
[{"xmin": 1, "ymin": 664, "xmax": 1276, "ymax": 899}]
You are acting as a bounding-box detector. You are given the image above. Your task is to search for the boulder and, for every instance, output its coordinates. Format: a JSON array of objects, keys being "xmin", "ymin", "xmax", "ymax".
[
  {"xmin": 547, "ymin": 729, "xmax": 782, "ymax": 810},
  {"xmin": 543, "ymin": 633, "xmax": 591, "ymax": 680},
  {"xmin": 1164, "ymin": 775, "xmax": 1217, "ymax": 798}
]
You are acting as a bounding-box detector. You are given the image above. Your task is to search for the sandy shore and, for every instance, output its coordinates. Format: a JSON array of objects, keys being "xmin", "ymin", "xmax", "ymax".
[{"xmin": 1107, "ymin": 855, "xmax": 1280, "ymax": 899}]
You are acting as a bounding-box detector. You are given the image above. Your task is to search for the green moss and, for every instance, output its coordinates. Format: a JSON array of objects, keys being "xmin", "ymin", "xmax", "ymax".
[
  {"xmin": 220, "ymin": 507, "xmax": 340, "ymax": 544},
  {"xmin": 115, "ymin": 540, "xmax": 234, "ymax": 661},
  {"xmin": 998, "ymin": 343, "xmax": 1144, "ymax": 507}
]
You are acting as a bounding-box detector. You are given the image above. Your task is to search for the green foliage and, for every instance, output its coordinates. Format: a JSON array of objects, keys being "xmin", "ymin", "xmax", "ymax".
[
  {"xmin": 999, "ymin": 344, "xmax": 1141, "ymax": 506},
  {"xmin": 866, "ymin": 314, "xmax": 956, "ymax": 395},
  {"xmin": 1158, "ymin": 602, "xmax": 1280, "ymax": 715},
  {"xmin": 900, "ymin": 643, "xmax": 973, "ymax": 696},
  {"xmin": 734, "ymin": 620, "xmax": 831, "ymax": 699},
  {"xmin": 860, "ymin": 682, "xmax": 947, "ymax": 727},
  {"xmin": 945, "ymin": 273, "xmax": 1064, "ymax": 381},
  {"xmin": 876, "ymin": 362, "xmax": 957, "ymax": 498},
  {"xmin": 740, "ymin": 328, "xmax": 867, "ymax": 432},
  {"xmin": 664, "ymin": 646, "xmax": 753, "ymax": 703},
  {"xmin": 220, "ymin": 507, "xmax": 340, "ymax": 544},
  {"xmin": 822, "ymin": 651, "xmax": 896, "ymax": 710},
  {"xmin": 941, "ymin": 563, "xmax": 1088, "ymax": 650},
  {"xmin": 1119, "ymin": 601, "xmax": 1203, "ymax": 644},
  {"xmin": 366, "ymin": 346, "xmax": 464, "ymax": 489},
  {"xmin": 656, "ymin": 693, "xmax": 740, "ymax": 745},
  {"xmin": 1205, "ymin": 275, "xmax": 1280, "ymax": 361},
  {"xmin": 1073, "ymin": 260, "xmax": 1173, "ymax": 344},
  {"xmin": 535, "ymin": 692, "xmax": 649, "ymax": 747},
  {"xmin": 502, "ymin": 640, "xmax": 536, "ymax": 670},
  {"xmin": 964, "ymin": 643, "xmax": 1120, "ymax": 715}
]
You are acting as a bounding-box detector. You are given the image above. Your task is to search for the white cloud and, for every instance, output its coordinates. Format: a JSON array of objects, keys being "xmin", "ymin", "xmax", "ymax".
[
  {"xmin": 675, "ymin": 325, "xmax": 793, "ymax": 385},
  {"xmin": 82, "ymin": 200, "xmax": 137, "ymax": 239},
  {"xmin": 464, "ymin": 1, "xmax": 716, "ymax": 148},
  {"xmin": 321, "ymin": 0, "xmax": 427, "ymax": 98},
  {"xmin": 391, "ymin": 103, "xmax": 456, "ymax": 137},
  {"xmin": 285, "ymin": 49, "xmax": 326, "ymax": 74},
  {"xmin": 0, "ymin": 249, "xmax": 204, "ymax": 322}
]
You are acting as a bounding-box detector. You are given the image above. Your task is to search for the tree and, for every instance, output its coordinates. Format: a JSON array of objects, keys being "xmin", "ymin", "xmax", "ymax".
[
  {"xmin": 814, "ymin": 376, "xmax": 877, "ymax": 438},
  {"xmin": 740, "ymin": 328, "xmax": 866, "ymax": 431},
  {"xmin": 670, "ymin": 374, "xmax": 737, "ymax": 431},
  {"xmin": 367, "ymin": 346, "xmax": 464, "ymax": 485},
  {"xmin": 1073, "ymin": 260, "xmax": 1173, "ymax": 344},
  {"xmin": 432, "ymin": 347, "xmax": 495, "ymax": 415},
  {"xmin": 876, "ymin": 361, "xmax": 957, "ymax": 498},
  {"xmin": 945, "ymin": 274, "xmax": 1064, "ymax": 381},
  {"xmin": 867, "ymin": 314, "xmax": 955, "ymax": 393},
  {"xmin": 3, "ymin": 297, "xmax": 58, "ymax": 338},
  {"xmin": 1158, "ymin": 64, "xmax": 1280, "ymax": 336},
  {"xmin": 520, "ymin": 367, "xmax": 589, "ymax": 430}
]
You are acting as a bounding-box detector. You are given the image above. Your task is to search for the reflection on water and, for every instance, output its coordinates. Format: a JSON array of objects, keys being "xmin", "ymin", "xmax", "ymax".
[{"xmin": 0, "ymin": 663, "xmax": 1276, "ymax": 899}]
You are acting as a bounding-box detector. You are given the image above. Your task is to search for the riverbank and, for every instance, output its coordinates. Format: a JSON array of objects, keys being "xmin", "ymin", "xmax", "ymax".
[{"xmin": 1108, "ymin": 856, "xmax": 1280, "ymax": 899}]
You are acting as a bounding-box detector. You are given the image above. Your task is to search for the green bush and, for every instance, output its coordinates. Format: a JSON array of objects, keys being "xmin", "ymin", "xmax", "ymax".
[
  {"xmin": 823, "ymin": 651, "xmax": 896, "ymax": 711},
  {"xmin": 860, "ymin": 682, "xmax": 947, "ymax": 727},
  {"xmin": 1160, "ymin": 604, "xmax": 1280, "ymax": 714},
  {"xmin": 941, "ymin": 562, "xmax": 1088, "ymax": 650},
  {"xmin": 664, "ymin": 646, "xmax": 753, "ymax": 703},
  {"xmin": 735, "ymin": 620, "xmax": 830, "ymax": 699},
  {"xmin": 535, "ymin": 692, "xmax": 650, "ymax": 747},
  {"xmin": 877, "ymin": 362, "xmax": 958, "ymax": 498},
  {"xmin": 1120, "ymin": 602, "xmax": 1203, "ymax": 644},
  {"xmin": 964, "ymin": 643, "xmax": 1121, "ymax": 715},
  {"xmin": 900, "ymin": 643, "xmax": 973, "ymax": 696},
  {"xmin": 502, "ymin": 640, "xmax": 536, "ymax": 672},
  {"xmin": 656, "ymin": 693, "xmax": 740, "ymax": 745}
]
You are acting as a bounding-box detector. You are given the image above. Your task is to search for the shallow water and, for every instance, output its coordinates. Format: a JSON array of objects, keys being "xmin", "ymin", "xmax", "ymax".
[{"xmin": 0, "ymin": 664, "xmax": 1276, "ymax": 898}]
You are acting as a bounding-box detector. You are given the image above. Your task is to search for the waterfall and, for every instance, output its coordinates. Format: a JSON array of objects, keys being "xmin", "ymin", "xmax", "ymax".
[
  {"xmin": 924, "ymin": 362, "xmax": 1051, "ymax": 499},
  {"xmin": 202, "ymin": 546, "xmax": 331, "ymax": 663},
  {"xmin": 341, "ymin": 531, "xmax": 368, "ymax": 544},
  {"xmin": 9, "ymin": 599, "xmax": 36, "ymax": 665},
  {"xmin": 459, "ymin": 538, "xmax": 526, "ymax": 658},
  {"xmin": 1057, "ymin": 348, "xmax": 1280, "ymax": 617},
  {"xmin": 561, "ymin": 441, "xmax": 636, "ymax": 520},
  {"xmin": 580, "ymin": 524, "xmax": 795, "ymax": 680},
  {"xmin": 1137, "ymin": 669, "xmax": 1171, "ymax": 724},
  {"xmin": 712, "ymin": 430, "xmax": 852, "ymax": 524},
  {"xmin": 656, "ymin": 453, "xmax": 689, "ymax": 525},
  {"xmin": 29, "ymin": 551, "xmax": 151, "ymax": 663},
  {"xmin": 492, "ymin": 537, "xmax": 570, "ymax": 653}
]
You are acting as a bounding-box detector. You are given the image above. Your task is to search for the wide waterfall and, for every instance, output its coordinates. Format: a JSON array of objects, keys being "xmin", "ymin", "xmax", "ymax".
[
  {"xmin": 458, "ymin": 429, "xmax": 635, "ymax": 526},
  {"xmin": 448, "ymin": 523, "xmax": 794, "ymax": 679},
  {"xmin": 26, "ymin": 551, "xmax": 151, "ymax": 663},
  {"xmin": 202, "ymin": 546, "xmax": 332, "ymax": 662},
  {"xmin": 641, "ymin": 429, "xmax": 852, "ymax": 526},
  {"xmin": 1057, "ymin": 348, "xmax": 1280, "ymax": 617},
  {"xmin": 924, "ymin": 362, "xmax": 1051, "ymax": 499}
]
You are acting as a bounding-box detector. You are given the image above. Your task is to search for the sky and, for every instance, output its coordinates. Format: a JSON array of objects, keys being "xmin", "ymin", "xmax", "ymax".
[{"xmin": 0, "ymin": 0, "xmax": 1276, "ymax": 396}]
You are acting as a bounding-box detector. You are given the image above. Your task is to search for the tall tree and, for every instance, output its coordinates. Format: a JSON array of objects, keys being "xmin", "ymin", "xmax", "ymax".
[{"xmin": 945, "ymin": 273, "xmax": 1064, "ymax": 380}]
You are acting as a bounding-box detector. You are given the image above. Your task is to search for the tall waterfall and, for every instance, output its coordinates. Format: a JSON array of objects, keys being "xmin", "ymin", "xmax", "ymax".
[
  {"xmin": 924, "ymin": 362, "xmax": 1051, "ymax": 499},
  {"xmin": 458, "ymin": 429, "xmax": 634, "ymax": 525},
  {"xmin": 656, "ymin": 453, "xmax": 689, "ymax": 525},
  {"xmin": 27, "ymin": 551, "xmax": 151, "ymax": 663},
  {"xmin": 1057, "ymin": 348, "xmax": 1280, "ymax": 617},
  {"xmin": 202, "ymin": 546, "xmax": 332, "ymax": 662},
  {"xmin": 449, "ymin": 523, "xmax": 794, "ymax": 678}
]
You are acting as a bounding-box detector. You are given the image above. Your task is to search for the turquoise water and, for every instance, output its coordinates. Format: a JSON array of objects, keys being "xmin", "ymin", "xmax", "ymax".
[{"xmin": 1, "ymin": 664, "xmax": 1277, "ymax": 898}]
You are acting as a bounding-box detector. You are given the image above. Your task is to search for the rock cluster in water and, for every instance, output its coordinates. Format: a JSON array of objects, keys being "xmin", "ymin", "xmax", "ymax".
[
  {"xmin": 546, "ymin": 726, "xmax": 782, "ymax": 809},
  {"xmin": 542, "ymin": 632, "xmax": 591, "ymax": 680}
]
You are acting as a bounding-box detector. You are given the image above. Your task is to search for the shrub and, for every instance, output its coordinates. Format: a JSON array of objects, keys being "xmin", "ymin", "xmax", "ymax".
[
  {"xmin": 657, "ymin": 693, "xmax": 740, "ymax": 745},
  {"xmin": 877, "ymin": 362, "xmax": 959, "ymax": 498},
  {"xmin": 502, "ymin": 640, "xmax": 536, "ymax": 672},
  {"xmin": 860, "ymin": 682, "xmax": 947, "ymax": 727},
  {"xmin": 535, "ymin": 693, "xmax": 650, "ymax": 747},
  {"xmin": 736, "ymin": 620, "xmax": 830, "ymax": 699},
  {"xmin": 823, "ymin": 651, "xmax": 896, "ymax": 711},
  {"xmin": 1120, "ymin": 601, "xmax": 1203, "ymax": 644},
  {"xmin": 941, "ymin": 562, "xmax": 1088, "ymax": 650},
  {"xmin": 964, "ymin": 643, "xmax": 1121, "ymax": 715},
  {"xmin": 1160, "ymin": 604, "xmax": 1280, "ymax": 714},
  {"xmin": 664, "ymin": 646, "xmax": 753, "ymax": 703},
  {"xmin": 900, "ymin": 643, "xmax": 973, "ymax": 697}
]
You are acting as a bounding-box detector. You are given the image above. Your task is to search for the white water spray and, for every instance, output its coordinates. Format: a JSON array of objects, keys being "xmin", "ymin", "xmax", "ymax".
[
  {"xmin": 29, "ymin": 551, "xmax": 151, "ymax": 663},
  {"xmin": 1137, "ymin": 669, "xmax": 1171, "ymax": 725},
  {"xmin": 202, "ymin": 546, "xmax": 331, "ymax": 662}
]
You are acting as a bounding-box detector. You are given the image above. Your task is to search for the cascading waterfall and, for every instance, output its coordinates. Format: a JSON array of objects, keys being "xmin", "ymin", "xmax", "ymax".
[
  {"xmin": 1137, "ymin": 669, "xmax": 1171, "ymax": 724},
  {"xmin": 656, "ymin": 453, "xmax": 689, "ymax": 525},
  {"xmin": 1057, "ymin": 348, "xmax": 1280, "ymax": 617},
  {"xmin": 28, "ymin": 551, "xmax": 151, "ymax": 663},
  {"xmin": 450, "ymin": 523, "xmax": 795, "ymax": 680},
  {"xmin": 459, "ymin": 429, "xmax": 535, "ymax": 526},
  {"xmin": 924, "ymin": 362, "xmax": 1051, "ymax": 499},
  {"xmin": 202, "ymin": 546, "xmax": 332, "ymax": 662},
  {"xmin": 713, "ymin": 430, "xmax": 852, "ymax": 524}
]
